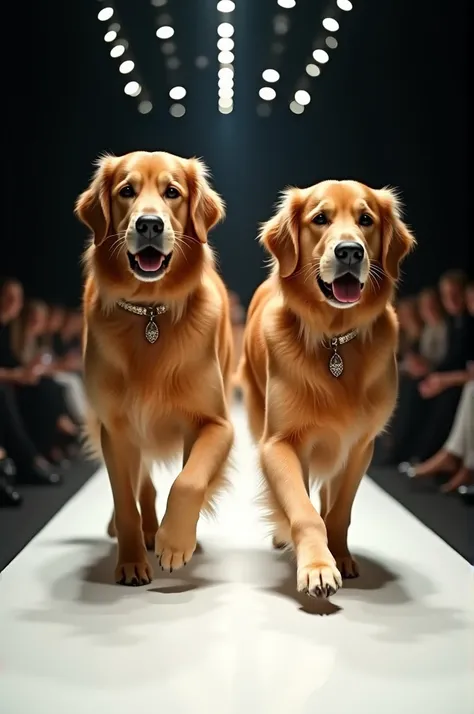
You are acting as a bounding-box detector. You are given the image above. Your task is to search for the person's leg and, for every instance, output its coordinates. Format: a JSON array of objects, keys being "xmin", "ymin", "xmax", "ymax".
[
  {"xmin": 53, "ymin": 372, "xmax": 86, "ymax": 424},
  {"xmin": 412, "ymin": 386, "xmax": 463, "ymax": 462},
  {"xmin": 440, "ymin": 382, "xmax": 474, "ymax": 493}
]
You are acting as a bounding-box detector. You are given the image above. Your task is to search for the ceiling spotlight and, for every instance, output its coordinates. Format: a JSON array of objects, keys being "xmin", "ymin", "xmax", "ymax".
[
  {"xmin": 257, "ymin": 103, "xmax": 272, "ymax": 117},
  {"xmin": 119, "ymin": 60, "xmax": 135, "ymax": 74},
  {"xmin": 161, "ymin": 41, "xmax": 176, "ymax": 54},
  {"xmin": 170, "ymin": 103, "xmax": 186, "ymax": 117},
  {"xmin": 218, "ymin": 51, "xmax": 234, "ymax": 64},
  {"xmin": 169, "ymin": 86, "xmax": 186, "ymax": 100},
  {"xmin": 294, "ymin": 89, "xmax": 311, "ymax": 105},
  {"xmin": 217, "ymin": 0, "xmax": 235, "ymax": 11},
  {"xmin": 217, "ymin": 38, "xmax": 234, "ymax": 51},
  {"xmin": 124, "ymin": 81, "xmax": 141, "ymax": 96},
  {"xmin": 219, "ymin": 103, "xmax": 233, "ymax": 114},
  {"xmin": 104, "ymin": 30, "xmax": 117, "ymax": 42},
  {"xmin": 322, "ymin": 18, "xmax": 340, "ymax": 32},
  {"xmin": 138, "ymin": 100, "xmax": 153, "ymax": 114},
  {"xmin": 109, "ymin": 23, "xmax": 121, "ymax": 33},
  {"xmin": 313, "ymin": 49, "xmax": 329, "ymax": 63},
  {"xmin": 217, "ymin": 22, "xmax": 234, "ymax": 37},
  {"xmin": 151, "ymin": 0, "xmax": 167, "ymax": 6},
  {"xmin": 305, "ymin": 63, "xmax": 320, "ymax": 77},
  {"xmin": 156, "ymin": 25, "xmax": 174, "ymax": 39},
  {"xmin": 195, "ymin": 55, "xmax": 209, "ymax": 68},
  {"xmin": 218, "ymin": 77, "xmax": 234, "ymax": 89},
  {"xmin": 98, "ymin": 7, "xmax": 114, "ymax": 22},
  {"xmin": 259, "ymin": 86, "xmax": 276, "ymax": 101},
  {"xmin": 326, "ymin": 36, "xmax": 338, "ymax": 49},
  {"xmin": 262, "ymin": 69, "xmax": 280, "ymax": 83},
  {"xmin": 166, "ymin": 56, "xmax": 181, "ymax": 69},
  {"xmin": 277, "ymin": 0, "xmax": 296, "ymax": 7},
  {"xmin": 218, "ymin": 97, "xmax": 233, "ymax": 109},
  {"xmin": 219, "ymin": 87, "xmax": 234, "ymax": 99},
  {"xmin": 110, "ymin": 44, "xmax": 125, "ymax": 58},
  {"xmin": 218, "ymin": 66, "xmax": 234, "ymax": 80},
  {"xmin": 274, "ymin": 15, "xmax": 290, "ymax": 35},
  {"xmin": 337, "ymin": 0, "xmax": 353, "ymax": 10},
  {"xmin": 289, "ymin": 100, "xmax": 304, "ymax": 114}
]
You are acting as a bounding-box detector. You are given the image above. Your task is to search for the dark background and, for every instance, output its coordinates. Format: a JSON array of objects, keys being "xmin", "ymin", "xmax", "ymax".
[{"xmin": 5, "ymin": 0, "xmax": 470, "ymax": 307}]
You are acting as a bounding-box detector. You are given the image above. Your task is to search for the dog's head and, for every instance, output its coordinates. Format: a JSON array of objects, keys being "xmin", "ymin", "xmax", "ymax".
[
  {"xmin": 261, "ymin": 180, "xmax": 415, "ymax": 316},
  {"xmin": 75, "ymin": 151, "xmax": 224, "ymax": 290}
]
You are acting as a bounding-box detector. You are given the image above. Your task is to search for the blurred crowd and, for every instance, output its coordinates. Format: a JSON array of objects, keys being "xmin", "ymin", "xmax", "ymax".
[
  {"xmin": 2, "ymin": 274, "xmax": 472, "ymax": 509},
  {"xmin": 0, "ymin": 278, "xmax": 85, "ymax": 507},
  {"xmin": 378, "ymin": 270, "xmax": 474, "ymax": 502}
]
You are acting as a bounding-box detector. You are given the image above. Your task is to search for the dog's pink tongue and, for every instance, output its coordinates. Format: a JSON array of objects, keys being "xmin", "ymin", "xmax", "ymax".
[
  {"xmin": 332, "ymin": 276, "xmax": 361, "ymax": 303},
  {"xmin": 136, "ymin": 252, "xmax": 165, "ymax": 272}
]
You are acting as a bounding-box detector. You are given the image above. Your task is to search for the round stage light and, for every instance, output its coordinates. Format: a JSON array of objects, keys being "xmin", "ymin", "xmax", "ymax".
[
  {"xmin": 217, "ymin": 22, "xmax": 234, "ymax": 37},
  {"xmin": 337, "ymin": 0, "xmax": 353, "ymax": 10},
  {"xmin": 277, "ymin": 0, "xmax": 296, "ymax": 7},
  {"xmin": 156, "ymin": 26, "xmax": 174, "ymax": 39},
  {"xmin": 259, "ymin": 87, "xmax": 276, "ymax": 101},
  {"xmin": 305, "ymin": 63, "xmax": 320, "ymax": 77},
  {"xmin": 169, "ymin": 86, "xmax": 186, "ymax": 100},
  {"xmin": 138, "ymin": 100, "xmax": 153, "ymax": 114},
  {"xmin": 326, "ymin": 37, "xmax": 338, "ymax": 49},
  {"xmin": 124, "ymin": 81, "xmax": 141, "ymax": 96},
  {"xmin": 104, "ymin": 30, "xmax": 117, "ymax": 43},
  {"xmin": 313, "ymin": 49, "xmax": 329, "ymax": 63},
  {"xmin": 170, "ymin": 103, "xmax": 186, "ymax": 117},
  {"xmin": 119, "ymin": 60, "xmax": 135, "ymax": 74},
  {"xmin": 217, "ymin": 1, "xmax": 235, "ymax": 11},
  {"xmin": 98, "ymin": 7, "xmax": 114, "ymax": 22},
  {"xmin": 110, "ymin": 44, "xmax": 125, "ymax": 58},
  {"xmin": 294, "ymin": 89, "xmax": 310, "ymax": 105},
  {"xmin": 262, "ymin": 69, "xmax": 280, "ymax": 83},
  {"xmin": 218, "ymin": 51, "xmax": 234, "ymax": 64},
  {"xmin": 290, "ymin": 100, "xmax": 304, "ymax": 114},
  {"xmin": 217, "ymin": 37, "xmax": 234, "ymax": 51},
  {"xmin": 322, "ymin": 18, "xmax": 339, "ymax": 32}
]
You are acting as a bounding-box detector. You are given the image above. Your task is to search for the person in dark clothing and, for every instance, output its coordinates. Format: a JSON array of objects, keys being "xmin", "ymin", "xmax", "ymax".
[
  {"xmin": 395, "ymin": 270, "xmax": 473, "ymax": 465},
  {"xmin": 0, "ymin": 279, "xmax": 61, "ymax": 493}
]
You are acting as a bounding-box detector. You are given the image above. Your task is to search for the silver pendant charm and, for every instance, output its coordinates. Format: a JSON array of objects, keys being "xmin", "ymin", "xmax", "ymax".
[
  {"xmin": 329, "ymin": 351, "xmax": 344, "ymax": 378},
  {"xmin": 145, "ymin": 318, "xmax": 159, "ymax": 344}
]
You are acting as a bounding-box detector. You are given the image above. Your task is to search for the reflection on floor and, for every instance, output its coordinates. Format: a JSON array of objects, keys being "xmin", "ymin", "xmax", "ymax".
[{"xmin": 0, "ymin": 405, "xmax": 472, "ymax": 714}]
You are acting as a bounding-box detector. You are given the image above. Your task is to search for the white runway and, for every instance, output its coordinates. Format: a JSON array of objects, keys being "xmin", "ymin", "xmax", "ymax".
[{"xmin": 0, "ymin": 404, "xmax": 472, "ymax": 714}]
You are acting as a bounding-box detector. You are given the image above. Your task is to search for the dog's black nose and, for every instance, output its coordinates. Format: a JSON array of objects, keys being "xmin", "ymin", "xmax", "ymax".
[
  {"xmin": 135, "ymin": 215, "xmax": 164, "ymax": 239},
  {"xmin": 334, "ymin": 241, "xmax": 364, "ymax": 265}
]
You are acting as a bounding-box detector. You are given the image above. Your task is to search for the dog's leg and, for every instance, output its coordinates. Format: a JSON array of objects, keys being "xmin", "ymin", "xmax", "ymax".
[
  {"xmin": 271, "ymin": 462, "xmax": 309, "ymax": 550},
  {"xmin": 139, "ymin": 465, "xmax": 159, "ymax": 551},
  {"xmin": 101, "ymin": 426, "xmax": 152, "ymax": 586},
  {"xmin": 324, "ymin": 440, "xmax": 374, "ymax": 579},
  {"xmin": 260, "ymin": 438, "xmax": 342, "ymax": 598},
  {"xmin": 155, "ymin": 416, "xmax": 234, "ymax": 572}
]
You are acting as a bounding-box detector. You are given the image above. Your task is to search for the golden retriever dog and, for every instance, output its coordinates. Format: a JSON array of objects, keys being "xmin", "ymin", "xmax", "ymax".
[
  {"xmin": 238, "ymin": 180, "xmax": 415, "ymax": 598},
  {"xmin": 75, "ymin": 151, "xmax": 234, "ymax": 586}
]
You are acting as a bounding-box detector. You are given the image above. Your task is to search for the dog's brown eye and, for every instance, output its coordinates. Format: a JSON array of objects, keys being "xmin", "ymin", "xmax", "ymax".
[
  {"xmin": 359, "ymin": 213, "xmax": 373, "ymax": 227},
  {"xmin": 313, "ymin": 212, "xmax": 328, "ymax": 226},
  {"xmin": 165, "ymin": 186, "xmax": 180, "ymax": 199},
  {"xmin": 119, "ymin": 185, "xmax": 135, "ymax": 198}
]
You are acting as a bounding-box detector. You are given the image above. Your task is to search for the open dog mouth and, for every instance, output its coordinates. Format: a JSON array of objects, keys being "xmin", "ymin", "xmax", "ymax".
[
  {"xmin": 127, "ymin": 247, "xmax": 172, "ymax": 280},
  {"xmin": 317, "ymin": 273, "xmax": 364, "ymax": 305}
]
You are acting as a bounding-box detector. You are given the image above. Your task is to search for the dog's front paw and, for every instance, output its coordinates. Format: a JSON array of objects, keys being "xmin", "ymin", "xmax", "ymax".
[
  {"xmin": 155, "ymin": 526, "xmax": 197, "ymax": 572},
  {"xmin": 115, "ymin": 560, "xmax": 153, "ymax": 586},
  {"xmin": 297, "ymin": 560, "xmax": 343, "ymax": 598}
]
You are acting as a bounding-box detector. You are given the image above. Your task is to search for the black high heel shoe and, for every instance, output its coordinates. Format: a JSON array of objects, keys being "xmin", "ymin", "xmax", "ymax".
[{"xmin": 0, "ymin": 456, "xmax": 23, "ymax": 507}]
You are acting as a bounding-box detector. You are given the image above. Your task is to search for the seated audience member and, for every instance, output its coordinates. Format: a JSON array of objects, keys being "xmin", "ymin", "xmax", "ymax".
[
  {"xmin": 0, "ymin": 279, "xmax": 61, "ymax": 489},
  {"xmin": 2, "ymin": 283, "xmax": 78, "ymax": 465},
  {"xmin": 43, "ymin": 306, "xmax": 85, "ymax": 424},
  {"xmin": 396, "ymin": 297, "xmax": 423, "ymax": 366},
  {"xmin": 398, "ymin": 270, "xmax": 473, "ymax": 464},
  {"xmin": 407, "ymin": 367, "xmax": 473, "ymax": 492}
]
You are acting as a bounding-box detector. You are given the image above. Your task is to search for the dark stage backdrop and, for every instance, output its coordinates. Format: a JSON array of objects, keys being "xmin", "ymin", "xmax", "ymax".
[{"xmin": 5, "ymin": 0, "xmax": 469, "ymax": 307}]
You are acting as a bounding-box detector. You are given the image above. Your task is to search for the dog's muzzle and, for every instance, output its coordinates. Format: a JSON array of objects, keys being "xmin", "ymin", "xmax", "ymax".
[{"xmin": 126, "ymin": 214, "xmax": 173, "ymax": 281}]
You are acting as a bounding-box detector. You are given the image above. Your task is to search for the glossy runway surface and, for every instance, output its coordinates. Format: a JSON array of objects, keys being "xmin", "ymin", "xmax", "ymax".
[{"xmin": 0, "ymin": 404, "xmax": 472, "ymax": 714}]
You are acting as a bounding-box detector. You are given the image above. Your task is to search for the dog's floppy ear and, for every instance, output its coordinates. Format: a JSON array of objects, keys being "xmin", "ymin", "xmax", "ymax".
[
  {"xmin": 75, "ymin": 155, "xmax": 118, "ymax": 246},
  {"xmin": 259, "ymin": 188, "xmax": 303, "ymax": 279},
  {"xmin": 186, "ymin": 158, "xmax": 225, "ymax": 244},
  {"xmin": 375, "ymin": 187, "xmax": 416, "ymax": 281}
]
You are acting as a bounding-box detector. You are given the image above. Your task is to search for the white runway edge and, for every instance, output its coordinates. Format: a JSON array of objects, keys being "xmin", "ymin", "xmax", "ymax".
[{"xmin": 0, "ymin": 404, "xmax": 472, "ymax": 714}]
